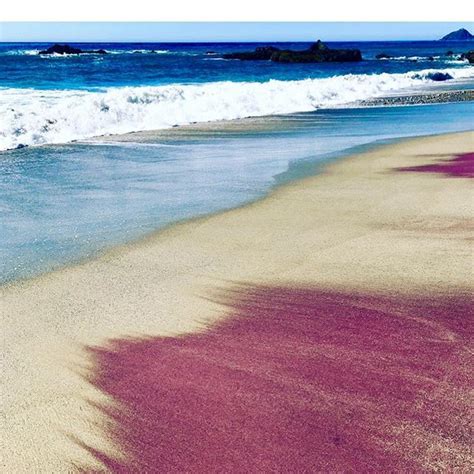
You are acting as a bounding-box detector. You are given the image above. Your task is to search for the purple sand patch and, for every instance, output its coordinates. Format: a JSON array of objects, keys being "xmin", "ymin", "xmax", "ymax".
[
  {"xmin": 397, "ymin": 152, "xmax": 474, "ymax": 178},
  {"xmin": 80, "ymin": 286, "xmax": 474, "ymax": 472}
]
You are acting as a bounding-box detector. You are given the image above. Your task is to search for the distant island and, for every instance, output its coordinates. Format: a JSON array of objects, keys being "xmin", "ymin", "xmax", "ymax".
[{"xmin": 440, "ymin": 28, "xmax": 473, "ymax": 41}]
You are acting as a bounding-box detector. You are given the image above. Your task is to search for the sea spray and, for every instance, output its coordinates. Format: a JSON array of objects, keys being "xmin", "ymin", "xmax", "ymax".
[{"xmin": 1, "ymin": 67, "xmax": 473, "ymax": 150}]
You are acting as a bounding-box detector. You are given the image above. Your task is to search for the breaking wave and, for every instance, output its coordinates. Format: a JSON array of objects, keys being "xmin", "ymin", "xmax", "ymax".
[{"xmin": 1, "ymin": 67, "xmax": 473, "ymax": 150}]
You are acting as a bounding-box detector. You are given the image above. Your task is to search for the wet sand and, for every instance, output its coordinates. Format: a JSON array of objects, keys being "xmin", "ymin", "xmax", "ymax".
[{"xmin": 1, "ymin": 131, "xmax": 473, "ymax": 471}]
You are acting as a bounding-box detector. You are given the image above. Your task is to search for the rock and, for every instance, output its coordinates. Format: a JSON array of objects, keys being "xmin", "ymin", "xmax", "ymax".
[
  {"xmin": 445, "ymin": 50, "xmax": 454, "ymax": 56},
  {"xmin": 440, "ymin": 28, "xmax": 473, "ymax": 41},
  {"xmin": 39, "ymin": 44, "xmax": 83, "ymax": 55},
  {"xmin": 223, "ymin": 41, "xmax": 362, "ymax": 63},
  {"xmin": 427, "ymin": 72, "xmax": 453, "ymax": 81},
  {"xmin": 376, "ymin": 53, "xmax": 391, "ymax": 59},
  {"xmin": 461, "ymin": 51, "xmax": 474, "ymax": 63},
  {"xmin": 206, "ymin": 51, "xmax": 217, "ymax": 55},
  {"xmin": 223, "ymin": 46, "xmax": 279, "ymax": 60},
  {"xmin": 272, "ymin": 47, "xmax": 362, "ymax": 63},
  {"xmin": 428, "ymin": 56, "xmax": 435, "ymax": 61},
  {"xmin": 38, "ymin": 44, "xmax": 108, "ymax": 55},
  {"xmin": 308, "ymin": 40, "xmax": 328, "ymax": 52}
]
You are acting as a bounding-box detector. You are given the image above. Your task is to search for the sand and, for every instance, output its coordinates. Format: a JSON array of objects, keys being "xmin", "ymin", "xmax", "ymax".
[
  {"xmin": 1, "ymin": 131, "xmax": 473, "ymax": 471},
  {"xmin": 86, "ymin": 288, "xmax": 473, "ymax": 472}
]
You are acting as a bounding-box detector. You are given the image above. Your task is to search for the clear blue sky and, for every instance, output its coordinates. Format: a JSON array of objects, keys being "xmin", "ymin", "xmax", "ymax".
[{"xmin": 0, "ymin": 22, "xmax": 471, "ymax": 42}]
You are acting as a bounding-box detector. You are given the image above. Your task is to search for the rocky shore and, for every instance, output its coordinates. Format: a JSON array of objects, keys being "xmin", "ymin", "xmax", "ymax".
[{"xmin": 358, "ymin": 89, "xmax": 474, "ymax": 107}]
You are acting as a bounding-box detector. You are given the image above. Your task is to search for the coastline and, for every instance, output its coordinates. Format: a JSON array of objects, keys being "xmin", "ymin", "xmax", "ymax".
[
  {"xmin": 2, "ymin": 126, "xmax": 471, "ymax": 288},
  {"xmin": 1, "ymin": 131, "xmax": 473, "ymax": 471},
  {"xmin": 6, "ymin": 99, "xmax": 473, "ymax": 286},
  {"xmin": 0, "ymin": 132, "xmax": 406, "ymax": 287}
]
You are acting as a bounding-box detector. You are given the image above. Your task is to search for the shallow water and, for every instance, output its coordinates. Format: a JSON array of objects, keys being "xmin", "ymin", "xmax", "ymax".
[{"xmin": 1, "ymin": 101, "xmax": 473, "ymax": 284}]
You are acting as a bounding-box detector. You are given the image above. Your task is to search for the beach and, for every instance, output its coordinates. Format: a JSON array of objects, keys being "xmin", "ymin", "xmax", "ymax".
[{"xmin": 1, "ymin": 130, "xmax": 473, "ymax": 471}]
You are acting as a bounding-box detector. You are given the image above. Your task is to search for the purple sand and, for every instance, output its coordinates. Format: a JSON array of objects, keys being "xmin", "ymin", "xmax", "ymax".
[
  {"xmin": 81, "ymin": 286, "xmax": 473, "ymax": 472},
  {"xmin": 397, "ymin": 152, "xmax": 474, "ymax": 178}
]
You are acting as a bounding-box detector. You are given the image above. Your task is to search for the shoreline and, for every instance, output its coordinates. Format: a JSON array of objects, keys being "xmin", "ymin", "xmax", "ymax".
[
  {"xmin": 0, "ymin": 129, "xmax": 466, "ymax": 289},
  {"xmin": 2, "ymin": 131, "xmax": 473, "ymax": 471},
  {"xmin": 0, "ymin": 134, "xmax": 408, "ymax": 287},
  {"xmin": 3, "ymin": 101, "xmax": 473, "ymax": 286},
  {"xmin": 42, "ymin": 130, "xmax": 474, "ymax": 297}
]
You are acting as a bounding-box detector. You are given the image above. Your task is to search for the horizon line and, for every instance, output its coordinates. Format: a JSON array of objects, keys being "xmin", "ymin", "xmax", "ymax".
[
  {"xmin": 0, "ymin": 38, "xmax": 464, "ymax": 43},
  {"xmin": 1, "ymin": 21, "xmax": 470, "ymax": 43}
]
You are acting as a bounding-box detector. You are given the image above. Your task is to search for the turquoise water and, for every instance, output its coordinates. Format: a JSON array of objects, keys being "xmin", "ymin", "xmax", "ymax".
[{"xmin": 1, "ymin": 102, "xmax": 473, "ymax": 284}]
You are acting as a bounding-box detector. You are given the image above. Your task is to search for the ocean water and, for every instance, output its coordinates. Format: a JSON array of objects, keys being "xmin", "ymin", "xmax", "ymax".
[
  {"xmin": 0, "ymin": 41, "xmax": 473, "ymax": 150},
  {"xmin": 0, "ymin": 41, "xmax": 473, "ymax": 283}
]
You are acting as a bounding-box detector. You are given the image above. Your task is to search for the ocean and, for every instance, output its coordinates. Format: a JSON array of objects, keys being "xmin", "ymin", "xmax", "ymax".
[
  {"xmin": 1, "ymin": 41, "xmax": 473, "ymax": 150},
  {"xmin": 0, "ymin": 40, "xmax": 473, "ymax": 282}
]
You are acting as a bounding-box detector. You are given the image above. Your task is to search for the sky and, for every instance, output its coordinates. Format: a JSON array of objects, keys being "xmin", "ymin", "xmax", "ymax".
[{"xmin": 0, "ymin": 22, "xmax": 471, "ymax": 42}]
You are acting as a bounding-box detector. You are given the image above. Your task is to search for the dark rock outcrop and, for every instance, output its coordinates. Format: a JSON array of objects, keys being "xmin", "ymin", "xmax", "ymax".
[
  {"xmin": 426, "ymin": 72, "xmax": 453, "ymax": 81},
  {"xmin": 39, "ymin": 44, "xmax": 108, "ymax": 55},
  {"xmin": 39, "ymin": 44, "xmax": 83, "ymax": 55},
  {"xmin": 274, "ymin": 41, "xmax": 362, "ymax": 63},
  {"xmin": 223, "ymin": 41, "xmax": 362, "ymax": 63},
  {"xmin": 223, "ymin": 46, "xmax": 280, "ymax": 61},
  {"xmin": 461, "ymin": 51, "xmax": 474, "ymax": 63},
  {"xmin": 440, "ymin": 28, "xmax": 473, "ymax": 41}
]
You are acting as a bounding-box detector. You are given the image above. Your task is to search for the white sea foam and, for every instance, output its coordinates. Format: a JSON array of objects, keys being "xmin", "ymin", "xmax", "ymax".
[
  {"xmin": 377, "ymin": 55, "xmax": 467, "ymax": 62},
  {"xmin": 1, "ymin": 67, "xmax": 473, "ymax": 150},
  {"xmin": 107, "ymin": 49, "xmax": 170, "ymax": 55},
  {"xmin": 0, "ymin": 49, "xmax": 41, "ymax": 56},
  {"xmin": 0, "ymin": 49, "xmax": 171, "ymax": 57}
]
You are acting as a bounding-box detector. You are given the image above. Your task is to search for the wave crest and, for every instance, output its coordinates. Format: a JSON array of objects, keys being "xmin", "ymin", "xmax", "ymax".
[{"xmin": 1, "ymin": 67, "xmax": 472, "ymax": 150}]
